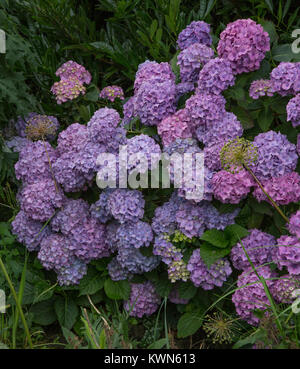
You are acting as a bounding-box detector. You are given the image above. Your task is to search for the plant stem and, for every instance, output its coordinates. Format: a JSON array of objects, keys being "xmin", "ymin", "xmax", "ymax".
[{"xmin": 0, "ymin": 257, "xmax": 33, "ymax": 348}]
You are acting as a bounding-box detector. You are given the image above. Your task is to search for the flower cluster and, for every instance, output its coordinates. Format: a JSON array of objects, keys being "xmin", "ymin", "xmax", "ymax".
[
  {"xmin": 99, "ymin": 85, "xmax": 124, "ymax": 102},
  {"xmin": 177, "ymin": 21, "xmax": 212, "ymax": 50},
  {"xmin": 270, "ymin": 62, "xmax": 300, "ymax": 96},
  {"xmin": 276, "ymin": 236, "xmax": 300, "ymax": 275},
  {"xmin": 51, "ymin": 61, "xmax": 91, "ymax": 104},
  {"xmin": 249, "ymin": 79, "xmax": 275, "ymax": 99},
  {"xmin": 287, "ymin": 94, "xmax": 300, "ymax": 127}
]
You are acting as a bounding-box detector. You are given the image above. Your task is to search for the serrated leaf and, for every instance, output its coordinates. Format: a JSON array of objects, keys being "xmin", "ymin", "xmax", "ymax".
[
  {"xmin": 54, "ymin": 297, "xmax": 78, "ymax": 330},
  {"xmin": 104, "ymin": 279, "xmax": 130, "ymax": 300},
  {"xmin": 78, "ymin": 268, "xmax": 104, "ymax": 296},
  {"xmin": 200, "ymin": 229, "xmax": 229, "ymax": 248},
  {"xmin": 200, "ymin": 244, "xmax": 231, "ymax": 268},
  {"xmin": 177, "ymin": 311, "xmax": 203, "ymax": 338}
]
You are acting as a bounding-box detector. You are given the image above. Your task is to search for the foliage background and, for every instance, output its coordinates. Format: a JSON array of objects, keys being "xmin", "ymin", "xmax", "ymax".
[{"xmin": 0, "ymin": 0, "xmax": 300, "ymax": 348}]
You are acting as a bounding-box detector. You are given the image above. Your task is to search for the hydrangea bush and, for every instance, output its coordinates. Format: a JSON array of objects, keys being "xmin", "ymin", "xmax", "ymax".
[{"xmin": 9, "ymin": 17, "xmax": 300, "ymax": 345}]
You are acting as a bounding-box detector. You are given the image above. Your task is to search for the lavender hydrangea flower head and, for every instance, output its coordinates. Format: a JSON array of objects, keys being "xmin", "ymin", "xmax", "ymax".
[
  {"xmin": 5, "ymin": 136, "xmax": 29, "ymax": 153},
  {"xmin": 117, "ymin": 246, "xmax": 160, "ymax": 274},
  {"xmin": 15, "ymin": 140, "xmax": 58, "ymax": 184},
  {"xmin": 232, "ymin": 266, "xmax": 277, "ymax": 325},
  {"xmin": 276, "ymin": 236, "xmax": 300, "ymax": 275},
  {"xmin": 230, "ymin": 229, "xmax": 277, "ymax": 271},
  {"xmin": 176, "ymin": 201, "xmax": 207, "ymax": 238},
  {"xmin": 108, "ymin": 257, "xmax": 130, "ymax": 281},
  {"xmin": 116, "ymin": 221, "xmax": 153, "ymax": 249},
  {"xmin": 187, "ymin": 249, "xmax": 232, "ymax": 289},
  {"xmin": 90, "ymin": 189, "xmax": 113, "ymax": 224},
  {"xmin": 55, "ymin": 60, "xmax": 91, "ymax": 84},
  {"xmin": 197, "ymin": 111, "xmax": 243, "ymax": 147},
  {"xmin": 134, "ymin": 80, "xmax": 176, "ymax": 126},
  {"xmin": 251, "ymin": 131, "xmax": 298, "ymax": 181},
  {"xmin": 20, "ymin": 180, "xmax": 65, "ymax": 222},
  {"xmin": 134, "ymin": 61, "xmax": 175, "ymax": 93},
  {"xmin": 177, "ymin": 21, "xmax": 212, "ymax": 50},
  {"xmin": 249, "ymin": 79, "xmax": 275, "ymax": 99},
  {"xmin": 56, "ymin": 123, "xmax": 89, "ymax": 154},
  {"xmin": 87, "ymin": 107, "xmax": 121, "ymax": 145},
  {"xmin": 270, "ymin": 62, "xmax": 300, "ymax": 96},
  {"xmin": 11, "ymin": 210, "xmax": 51, "ymax": 252},
  {"xmin": 205, "ymin": 205, "xmax": 240, "ymax": 230},
  {"xmin": 158, "ymin": 109, "xmax": 192, "ymax": 147},
  {"xmin": 217, "ymin": 19, "xmax": 270, "ymax": 75},
  {"xmin": 107, "ymin": 189, "xmax": 145, "ymax": 224},
  {"xmin": 185, "ymin": 93, "xmax": 226, "ymax": 131},
  {"xmin": 212, "ymin": 169, "xmax": 254, "ymax": 204},
  {"xmin": 271, "ymin": 275, "xmax": 300, "ymax": 304},
  {"xmin": 99, "ymin": 85, "xmax": 124, "ymax": 102},
  {"xmin": 287, "ymin": 94, "xmax": 300, "ymax": 127},
  {"xmin": 175, "ymin": 82, "xmax": 195, "ymax": 102},
  {"xmin": 51, "ymin": 77, "xmax": 86, "ymax": 104},
  {"xmin": 57, "ymin": 259, "xmax": 87, "ymax": 286},
  {"xmin": 288, "ymin": 210, "xmax": 300, "ymax": 238},
  {"xmin": 122, "ymin": 96, "xmax": 136, "ymax": 126},
  {"xmin": 204, "ymin": 142, "xmax": 224, "ymax": 171},
  {"xmin": 105, "ymin": 221, "xmax": 120, "ymax": 253},
  {"xmin": 253, "ymin": 172, "xmax": 300, "ymax": 205},
  {"xmin": 124, "ymin": 281, "xmax": 161, "ymax": 318},
  {"xmin": 298, "ymin": 134, "xmax": 300, "ymax": 157},
  {"xmin": 177, "ymin": 43, "xmax": 214, "ymax": 83},
  {"xmin": 197, "ymin": 58, "xmax": 235, "ymax": 95},
  {"xmin": 153, "ymin": 235, "xmax": 183, "ymax": 266}
]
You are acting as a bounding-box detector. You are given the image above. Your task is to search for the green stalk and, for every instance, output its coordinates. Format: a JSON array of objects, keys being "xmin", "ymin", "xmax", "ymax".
[
  {"xmin": 164, "ymin": 297, "xmax": 170, "ymax": 349},
  {"xmin": 244, "ymin": 164, "xmax": 289, "ymax": 223},
  {"xmin": 12, "ymin": 253, "xmax": 28, "ymax": 349},
  {"xmin": 0, "ymin": 257, "xmax": 33, "ymax": 348}
]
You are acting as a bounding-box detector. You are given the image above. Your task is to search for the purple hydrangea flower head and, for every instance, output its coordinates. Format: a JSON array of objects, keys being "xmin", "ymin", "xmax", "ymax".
[
  {"xmin": 122, "ymin": 96, "xmax": 136, "ymax": 126},
  {"xmin": 20, "ymin": 180, "xmax": 65, "ymax": 222},
  {"xmin": 271, "ymin": 275, "xmax": 300, "ymax": 304},
  {"xmin": 205, "ymin": 204, "xmax": 240, "ymax": 230},
  {"xmin": 288, "ymin": 210, "xmax": 300, "ymax": 238},
  {"xmin": 158, "ymin": 109, "xmax": 193, "ymax": 147},
  {"xmin": 270, "ymin": 62, "xmax": 300, "ymax": 96},
  {"xmin": 249, "ymin": 79, "xmax": 275, "ymax": 99},
  {"xmin": 217, "ymin": 19, "xmax": 270, "ymax": 75},
  {"xmin": 212, "ymin": 169, "xmax": 254, "ymax": 204},
  {"xmin": 253, "ymin": 172, "xmax": 300, "ymax": 205},
  {"xmin": 177, "ymin": 43, "xmax": 214, "ymax": 83},
  {"xmin": 117, "ymin": 246, "xmax": 160, "ymax": 274},
  {"xmin": 90, "ymin": 189, "xmax": 114, "ymax": 224},
  {"xmin": 287, "ymin": 94, "xmax": 300, "ymax": 127},
  {"xmin": 5, "ymin": 136, "xmax": 30, "ymax": 153},
  {"xmin": 11, "ymin": 210, "xmax": 51, "ymax": 252},
  {"xmin": 204, "ymin": 142, "xmax": 224, "ymax": 171},
  {"xmin": 134, "ymin": 61, "xmax": 175, "ymax": 93},
  {"xmin": 197, "ymin": 58, "xmax": 235, "ymax": 95},
  {"xmin": 108, "ymin": 257, "xmax": 130, "ymax": 281},
  {"xmin": 108, "ymin": 189, "xmax": 145, "ymax": 224},
  {"xmin": 185, "ymin": 93, "xmax": 226, "ymax": 131},
  {"xmin": 15, "ymin": 140, "xmax": 58, "ymax": 184},
  {"xmin": 69, "ymin": 217, "xmax": 110, "ymax": 263},
  {"xmin": 197, "ymin": 111, "xmax": 243, "ymax": 147},
  {"xmin": 57, "ymin": 259, "xmax": 87, "ymax": 286},
  {"xmin": 105, "ymin": 221, "xmax": 120, "ymax": 253},
  {"xmin": 51, "ymin": 77, "xmax": 86, "ymax": 104},
  {"xmin": 116, "ymin": 221, "xmax": 153, "ymax": 249},
  {"xmin": 298, "ymin": 134, "xmax": 300, "ymax": 156},
  {"xmin": 51, "ymin": 198, "xmax": 90, "ymax": 235},
  {"xmin": 134, "ymin": 80, "xmax": 176, "ymax": 126},
  {"xmin": 232, "ymin": 266, "xmax": 277, "ymax": 325},
  {"xmin": 56, "ymin": 123, "xmax": 89, "ymax": 154},
  {"xmin": 121, "ymin": 134, "xmax": 161, "ymax": 173},
  {"xmin": 176, "ymin": 201, "xmax": 207, "ymax": 238},
  {"xmin": 55, "ymin": 60, "xmax": 91, "ymax": 84},
  {"xmin": 250, "ymin": 131, "xmax": 298, "ymax": 181},
  {"xmin": 168, "ymin": 286, "xmax": 190, "ymax": 304},
  {"xmin": 87, "ymin": 107, "xmax": 121, "ymax": 145},
  {"xmin": 177, "ymin": 21, "xmax": 212, "ymax": 50},
  {"xmin": 175, "ymin": 82, "xmax": 195, "ymax": 101},
  {"xmin": 38, "ymin": 233, "xmax": 74, "ymax": 271},
  {"xmin": 187, "ymin": 249, "xmax": 232, "ymax": 289},
  {"xmin": 276, "ymin": 236, "xmax": 300, "ymax": 275},
  {"xmin": 230, "ymin": 229, "xmax": 277, "ymax": 271},
  {"xmin": 153, "ymin": 235, "xmax": 183, "ymax": 266},
  {"xmin": 99, "ymin": 85, "xmax": 124, "ymax": 102},
  {"xmin": 124, "ymin": 281, "xmax": 161, "ymax": 318}
]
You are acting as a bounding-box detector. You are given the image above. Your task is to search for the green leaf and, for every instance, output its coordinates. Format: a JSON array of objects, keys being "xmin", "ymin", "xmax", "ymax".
[
  {"xmin": 200, "ymin": 243, "xmax": 231, "ymax": 268},
  {"xmin": 272, "ymin": 44, "xmax": 293, "ymax": 62},
  {"xmin": 178, "ymin": 281, "xmax": 197, "ymax": 300},
  {"xmin": 54, "ymin": 297, "xmax": 79, "ymax": 330},
  {"xmin": 200, "ymin": 229, "xmax": 229, "ymax": 248},
  {"xmin": 31, "ymin": 299, "xmax": 57, "ymax": 326},
  {"xmin": 224, "ymin": 224, "xmax": 249, "ymax": 247},
  {"xmin": 258, "ymin": 108, "xmax": 273, "ymax": 131},
  {"xmin": 177, "ymin": 311, "xmax": 203, "ymax": 338},
  {"xmin": 104, "ymin": 279, "xmax": 130, "ymax": 300},
  {"xmin": 78, "ymin": 268, "xmax": 104, "ymax": 296},
  {"xmin": 154, "ymin": 278, "xmax": 173, "ymax": 297},
  {"xmin": 148, "ymin": 338, "xmax": 167, "ymax": 349},
  {"xmin": 265, "ymin": 0, "xmax": 273, "ymax": 13},
  {"xmin": 260, "ymin": 20, "xmax": 277, "ymax": 45}
]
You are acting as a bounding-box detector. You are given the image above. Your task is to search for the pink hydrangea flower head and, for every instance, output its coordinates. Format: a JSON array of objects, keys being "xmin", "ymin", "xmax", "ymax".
[
  {"xmin": 55, "ymin": 60, "xmax": 91, "ymax": 84},
  {"xmin": 99, "ymin": 85, "xmax": 124, "ymax": 102},
  {"xmin": 51, "ymin": 77, "xmax": 86, "ymax": 104}
]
